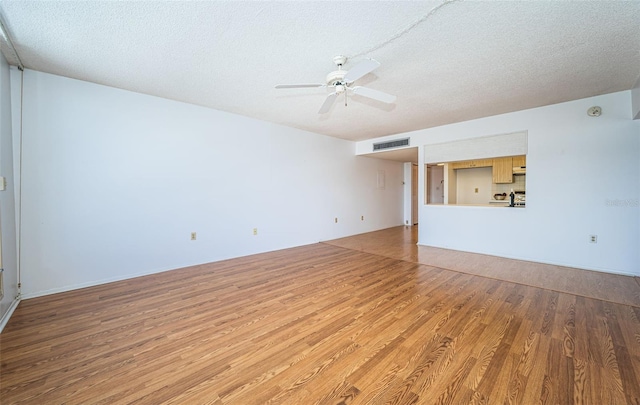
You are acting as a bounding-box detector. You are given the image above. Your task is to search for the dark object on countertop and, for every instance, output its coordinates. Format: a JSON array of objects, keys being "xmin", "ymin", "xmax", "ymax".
[{"xmin": 509, "ymin": 191, "xmax": 515, "ymax": 207}]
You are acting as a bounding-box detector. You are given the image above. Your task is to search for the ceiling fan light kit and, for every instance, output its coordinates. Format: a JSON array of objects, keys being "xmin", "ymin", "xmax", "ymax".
[{"xmin": 275, "ymin": 55, "xmax": 397, "ymax": 114}]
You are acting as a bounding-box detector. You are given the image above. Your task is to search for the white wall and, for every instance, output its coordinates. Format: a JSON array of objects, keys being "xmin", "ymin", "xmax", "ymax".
[
  {"xmin": 0, "ymin": 56, "xmax": 19, "ymax": 328},
  {"xmin": 357, "ymin": 91, "xmax": 640, "ymax": 276},
  {"xmin": 632, "ymin": 75, "xmax": 640, "ymax": 120},
  {"xmin": 20, "ymin": 70, "xmax": 404, "ymax": 298},
  {"xmin": 456, "ymin": 167, "xmax": 491, "ymax": 205}
]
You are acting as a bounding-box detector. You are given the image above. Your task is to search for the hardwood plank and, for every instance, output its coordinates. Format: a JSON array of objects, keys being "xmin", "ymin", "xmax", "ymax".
[
  {"xmin": 1, "ymin": 231, "xmax": 639, "ymax": 404},
  {"xmin": 325, "ymin": 226, "xmax": 640, "ymax": 307}
]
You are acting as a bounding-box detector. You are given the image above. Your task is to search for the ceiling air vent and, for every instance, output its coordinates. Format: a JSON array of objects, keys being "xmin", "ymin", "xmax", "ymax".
[{"xmin": 373, "ymin": 138, "xmax": 409, "ymax": 151}]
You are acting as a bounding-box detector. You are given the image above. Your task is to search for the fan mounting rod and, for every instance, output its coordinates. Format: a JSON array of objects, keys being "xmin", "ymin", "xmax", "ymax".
[{"xmin": 326, "ymin": 55, "xmax": 348, "ymax": 85}]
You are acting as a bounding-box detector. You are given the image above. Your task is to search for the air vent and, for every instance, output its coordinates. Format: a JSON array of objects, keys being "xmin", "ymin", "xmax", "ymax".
[{"xmin": 373, "ymin": 138, "xmax": 409, "ymax": 151}]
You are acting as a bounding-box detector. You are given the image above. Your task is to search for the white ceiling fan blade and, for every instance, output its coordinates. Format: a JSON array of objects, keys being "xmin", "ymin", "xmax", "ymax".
[
  {"xmin": 318, "ymin": 92, "xmax": 338, "ymax": 114},
  {"xmin": 343, "ymin": 59, "xmax": 380, "ymax": 83},
  {"xmin": 351, "ymin": 86, "xmax": 396, "ymax": 104},
  {"xmin": 275, "ymin": 83, "xmax": 325, "ymax": 89}
]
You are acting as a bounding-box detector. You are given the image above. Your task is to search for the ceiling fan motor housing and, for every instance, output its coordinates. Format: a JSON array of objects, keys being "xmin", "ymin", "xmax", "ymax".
[{"xmin": 326, "ymin": 70, "xmax": 347, "ymax": 86}]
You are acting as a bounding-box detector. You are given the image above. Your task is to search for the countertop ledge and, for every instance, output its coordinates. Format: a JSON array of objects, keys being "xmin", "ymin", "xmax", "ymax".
[{"xmin": 428, "ymin": 203, "xmax": 525, "ymax": 208}]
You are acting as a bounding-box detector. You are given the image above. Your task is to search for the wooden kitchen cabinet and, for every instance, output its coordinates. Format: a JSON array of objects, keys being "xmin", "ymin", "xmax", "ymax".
[
  {"xmin": 492, "ymin": 157, "xmax": 513, "ymax": 183},
  {"xmin": 512, "ymin": 155, "xmax": 526, "ymax": 167},
  {"xmin": 474, "ymin": 159, "xmax": 493, "ymax": 168},
  {"xmin": 451, "ymin": 159, "xmax": 493, "ymax": 169}
]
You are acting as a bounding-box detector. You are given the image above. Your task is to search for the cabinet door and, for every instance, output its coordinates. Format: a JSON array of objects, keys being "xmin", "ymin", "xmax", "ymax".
[
  {"xmin": 473, "ymin": 159, "xmax": 493, "ymax": 168},
  {"xmin": 492, "ymin": 157, "xmax": 513, "ymax": 183},
  {"xmin": 452, "ymin": 159, "xmax": 492, "ymax": 169},
  {"xmin": 512, "ymin": 155, "xmax": 526, "ymax": 167},
  {"xmin": 451, "ymin": 161, "xmax": 472, "ymax": 169}
]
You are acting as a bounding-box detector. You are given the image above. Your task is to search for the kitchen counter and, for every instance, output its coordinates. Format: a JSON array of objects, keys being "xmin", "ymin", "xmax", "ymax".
[{"xmin": 441, "ymin": 203, "xmax": 525, "ymax": 208}]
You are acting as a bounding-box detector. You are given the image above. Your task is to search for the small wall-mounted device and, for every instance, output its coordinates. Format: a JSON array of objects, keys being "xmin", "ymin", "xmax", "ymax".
[{"xmin": 587, "ymin": 106, "xmax": 602, "ymax": 117}]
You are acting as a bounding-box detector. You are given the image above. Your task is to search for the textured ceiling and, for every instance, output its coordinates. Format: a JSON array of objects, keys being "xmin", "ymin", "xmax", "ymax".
[{"xmin": 1, "ymin": 1, "xmax": 639, "ymax": 142}]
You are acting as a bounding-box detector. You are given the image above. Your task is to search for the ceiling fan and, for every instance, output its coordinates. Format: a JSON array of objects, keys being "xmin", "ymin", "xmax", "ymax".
[{"xmin": 275, "ymin": 55, "xmax": 397, "ymax": 114}]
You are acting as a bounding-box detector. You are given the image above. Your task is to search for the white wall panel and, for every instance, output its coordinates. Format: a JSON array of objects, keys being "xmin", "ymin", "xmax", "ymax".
[
  {"xmin": 456, "ymin": 167, "xmax": 492, "ymax": 205},
  {"xmin": 20, "ymin": 70, "xmax": 404, "ymax": 298},
  {"xmin": 358, "ymin": 91, "xmax": 640, "ymax": 276}
]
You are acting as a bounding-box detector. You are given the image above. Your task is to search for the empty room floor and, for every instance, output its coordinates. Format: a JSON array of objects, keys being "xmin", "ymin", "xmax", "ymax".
[{"xmin": 1, "ymin": 226, "xmax": 639, "ymax": 404}]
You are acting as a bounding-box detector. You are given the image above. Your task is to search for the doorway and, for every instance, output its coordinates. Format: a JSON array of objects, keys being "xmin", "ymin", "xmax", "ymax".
[
  {"xmin": 426, "ymin": 164, "xmax": 444, "ymax": 204},
  {"xmin": 411, "ymin": 164, "xmax": 418, "ymax": 225}
]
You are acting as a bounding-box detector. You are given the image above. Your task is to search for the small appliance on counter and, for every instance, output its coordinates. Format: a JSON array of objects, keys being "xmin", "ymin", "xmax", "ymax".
[{"xmin": 509, "ymin": 190, "xmax": 526, "ymax": 207}]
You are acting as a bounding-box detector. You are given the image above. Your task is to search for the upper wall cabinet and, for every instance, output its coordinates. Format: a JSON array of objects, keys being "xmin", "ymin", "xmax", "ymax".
[
  {"xmin": 451, "ymin": 159, "xmax": 493, "ymax": 169},
  {"xmin": 512, "ymin": 155, "xmax": 526, "ymax": 167},
  {"xmin": 492, "ymin": 157, "xmax": 514, "ymax": 183}
]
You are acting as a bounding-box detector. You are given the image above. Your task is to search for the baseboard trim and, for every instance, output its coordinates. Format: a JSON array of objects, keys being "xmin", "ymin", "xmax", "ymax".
[{"xmin": 0, "ymin": 296, "xmax": 21, "ymax": 333}]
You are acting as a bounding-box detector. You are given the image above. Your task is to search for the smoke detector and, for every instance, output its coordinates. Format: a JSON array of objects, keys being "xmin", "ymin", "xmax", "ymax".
[{"xmin": 587, "ymin": 106, "xmax": 602, "ymax": 117}]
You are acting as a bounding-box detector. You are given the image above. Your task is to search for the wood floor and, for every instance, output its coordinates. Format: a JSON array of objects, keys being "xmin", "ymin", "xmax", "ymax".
[
  {"xmin": 325, "ymin": 226, "xmax": 640, "ymax": 307},
  {"xmin": 2, "ymin": 227, "xmax": 639, "ymax": 404}
]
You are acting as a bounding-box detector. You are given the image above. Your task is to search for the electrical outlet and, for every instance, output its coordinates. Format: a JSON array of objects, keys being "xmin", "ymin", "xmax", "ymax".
[
  {"xmin": 253, "ymin": 228, "xmax": 258, "ymax": 236},
  {"xmin": 361, "ymin": 215, "xmax": 364, "ymax": 221},
  {"xmin": 190, "ymin": 232, "xmax": 197, "ymax": 240},
  {"xmin": 334, "ymin": 217, "xmax": 338, "ymax": 223},
  {"xmin": 474, "ymin": 188, "xmax": 479, "ymax": 193},
  {"xmin": 589, "ymin": 235, "xmax": 597, "ymax": 243}
]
